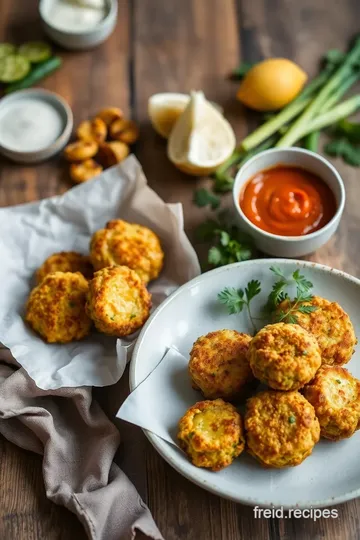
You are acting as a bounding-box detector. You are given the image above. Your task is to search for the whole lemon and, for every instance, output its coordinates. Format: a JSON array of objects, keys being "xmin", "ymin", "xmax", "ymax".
[{"xmin": 237, "ymin": 58, "xmax": 308, "ymax": 111}]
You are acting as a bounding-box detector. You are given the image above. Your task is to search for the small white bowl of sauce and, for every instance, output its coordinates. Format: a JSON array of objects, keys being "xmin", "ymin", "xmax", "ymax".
[
  {"xmin": 0, "ymin": 89, "xmax": 73, "ymax": 164},
  {"xmin": 232, "ymin": 147, "xmax": 345, "ymax": 258},
  {"xmin": 39, "ymin": 0, "xmax": 118, "ymax": 51}
]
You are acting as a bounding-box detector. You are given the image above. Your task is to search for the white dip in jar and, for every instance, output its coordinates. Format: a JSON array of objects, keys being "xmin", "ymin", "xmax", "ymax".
[
  {"xmin": 0, "ymin": 98, "xmax": 64, "ymax": 152},
  {"xmin": 47, "ymin": 0, "xmax": 106, "ymax": 32}
]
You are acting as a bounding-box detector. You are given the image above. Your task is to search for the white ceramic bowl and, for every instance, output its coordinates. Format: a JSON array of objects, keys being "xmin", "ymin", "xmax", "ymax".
[
  {"xmin": 39, "ymin": 0, "xmax": 118, "ymax": 50},
  {"xmin": 130, "ymin": 259, "xmax": 360, "ymax": 508},
  {"xmin": 0, "ymin": 89, "xmax": 73, "ymax": 164},
  {"xmin": 232, "ymin": 148, "xmax": 345, "ymax": 258}
]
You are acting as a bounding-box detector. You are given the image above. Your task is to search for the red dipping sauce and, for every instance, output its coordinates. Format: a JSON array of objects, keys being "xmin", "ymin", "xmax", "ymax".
[{"xmin": 240, "ymin": 165, "xmax": 337, "ymax": 237}]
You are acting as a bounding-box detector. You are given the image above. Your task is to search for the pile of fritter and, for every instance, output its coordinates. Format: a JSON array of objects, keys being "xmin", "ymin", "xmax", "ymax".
[
  {"xmin": 64, "ymin": 107, "xmax": 140, "ymax": 184},
  {"xmin": 178, "ymin": 298, "xmax": 359, "ymax": 472},
  {"xmin": 25, "ymin": 219, "xmax": 164, "ymax": 343}
]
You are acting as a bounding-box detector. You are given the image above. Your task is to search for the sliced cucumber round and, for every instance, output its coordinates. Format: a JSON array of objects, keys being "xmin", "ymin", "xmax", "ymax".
[
  {"xmin": 0, "ymin": 55, "xmax": 31, "ymax": 83},
  {"xmin": 18, "ymin": 41, "xmax": 52, "ymax": 63},
  {"xmin": 0, "ymin": 43, "xmax": 16, "ymax": 59}
]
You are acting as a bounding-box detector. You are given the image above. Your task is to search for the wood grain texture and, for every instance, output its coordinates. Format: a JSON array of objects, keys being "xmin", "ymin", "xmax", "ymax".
[{"xmin": 1, "ymin": 0, "xmax": 360, "ymax": 539}]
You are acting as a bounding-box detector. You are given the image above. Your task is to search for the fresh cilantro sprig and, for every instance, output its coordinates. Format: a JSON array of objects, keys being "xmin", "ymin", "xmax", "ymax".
[
  {"xmin": 195, "ymin": 215, "xmax": 255, "ymax": 269},
  {"xmin": 218, "ymin": 266, "xmax": 317, "ymax": 333},
  {"xmin": 265, "ymin": 266, "xmax": 317, "ymax": 323},
  {"xmin": 324, "ymin": 138, "xmax": 360, "ymax": 166},
  {"xmin": 218, "ymin": 280, "xmax": 261, "ymax": 333},
  {"xmin": 193, "ymin": 188, "xmax": 220, "ymax": 210},
  {"xmin": 230, "ymin": 61, "xmax": 254, "ymax": 80}
]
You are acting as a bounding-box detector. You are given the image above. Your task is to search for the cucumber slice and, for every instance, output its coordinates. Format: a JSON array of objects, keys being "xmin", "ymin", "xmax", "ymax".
[
  {"xmin": 0, "ymin": 43, "xmax": 16, "ymax": 59},
  {"xmin": 18, "ymin": 41, "xmax": 52, "ymax": 63},
  {"xmin": 0, "ymin": 55, "xmax": 31, "ymax": 83}
]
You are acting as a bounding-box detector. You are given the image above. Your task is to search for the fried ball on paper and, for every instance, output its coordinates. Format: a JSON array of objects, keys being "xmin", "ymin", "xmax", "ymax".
[
  {"xmin": 36, "ymin": 251, "xmax": 93, "ymax": 284},
  {"xmin": 90, "ymin": 219, "xmax": 164, "ymax": 284},
  {"xmin": 25, "ymin": 271, "xmax": 91, "ymax": 343},
  {"xmin": 86, "ymin": 265, "xmax": 152, "ymax": 336}
]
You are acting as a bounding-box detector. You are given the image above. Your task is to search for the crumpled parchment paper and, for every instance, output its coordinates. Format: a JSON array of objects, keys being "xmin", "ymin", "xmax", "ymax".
[{"xmin": 0, "ymin": 155, "xmax": 200, "ymax": 390}]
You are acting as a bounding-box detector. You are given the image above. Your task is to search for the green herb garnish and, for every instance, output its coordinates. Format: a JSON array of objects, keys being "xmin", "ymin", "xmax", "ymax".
[
  {"xmin": 218, "ymin": 266, "xmax": 317, "ymax": 332},
  {"xmin": 288, "ymin": 415, "xmax": 296, "ymax": 424},
  {"xmin": 265, "ymin": 266, "xmax": 317, "ymax": 324},
  {"xmin": 336, "ymin": 379, "xmax": 341, "ymax": 384},
  {"xmin": 324, "ymin": 137, "xmax": 360, "ymax": 166},
  {"xmin": 218, "ymin": 280, "xmax": 261, "ymax": 333},
  {"xmin": 230, "ymin": 62, "xmax": 254, "ymax": 80},
  {"xmin": 130, "ymin": 313, "xmax": 136, "ymax": 319},
  {"xmin": 195, "ymin": 215, "xmax": 255, "ymax": 269},
  {"xmin": 193, "ymin": 188, "xmax": 220, "ymax": 210}
]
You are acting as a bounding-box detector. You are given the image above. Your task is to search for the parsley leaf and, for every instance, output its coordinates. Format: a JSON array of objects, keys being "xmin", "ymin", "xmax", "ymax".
[
  {"xmin": 297, "ymin": 305, "xmax": 318, "ymax": 314},
  {"xmin": 323, "ymin": 49, "xmax": 345, "ymax": 67},
  {"xmin": 193, "ymin": 188, "xmax": 220, "ymax": 209},
  {"xmin": 334, "ymin": 119, "xmax": 360, "ymax": 143},
  {"xmin": 195, "ymin": 219, "xmax": 219, "ymax": 242},
  {"xmin": 208, "ymin": 246, "xmax": 223, "ymax": 266},
  {"xmin": 245, "ymin": 280, "xmax": 261, "ymax": 303},
  {"xmin": 325, "ymin": 138, "xmax": 360, "ymax": 167},
  {"xmin": 230, "ymin": 62, "xmax": 254, "ymax": 80},
  {"xmin": 213, "ymin": 173, "xmax": 234, "ymax": 193},
  {"xmin": 269, "ymin": 266, "xmax": 286, "ymax": 279},
  {"xmin": 195, "ymin": 214, "xmax": 255, "ymax": 269},
  {"xmin": 218, "ymin": 287, "xmax": 246, "ymax": 315},
  {"xmin": 266, "ymin": 268, "xmax": 317, "ymax": 323},
  {"xmin": 218, "ymin": 280, "xmax": 261, "ymax": 333},
  {"xmin": 288, "ymin": 415, "xmax": 296, "ymax": 424}
]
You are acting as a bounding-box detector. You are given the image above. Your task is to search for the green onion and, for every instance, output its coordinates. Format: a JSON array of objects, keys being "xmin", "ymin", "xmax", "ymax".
[{"xmin": 276, "ymin": 37, "xmax": 360, "ymax": 147}]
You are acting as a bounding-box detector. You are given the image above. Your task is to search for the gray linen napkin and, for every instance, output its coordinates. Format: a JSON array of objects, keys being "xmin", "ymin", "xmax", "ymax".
[{"xmin": 0, "ymin": 349, "xmax": 163, "ymax": 540}]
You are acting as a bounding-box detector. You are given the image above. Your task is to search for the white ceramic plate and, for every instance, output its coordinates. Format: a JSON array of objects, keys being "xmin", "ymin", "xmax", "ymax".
[{"xmin": 130, "ymin": 259, "xmax": 360, "ymax": 508}]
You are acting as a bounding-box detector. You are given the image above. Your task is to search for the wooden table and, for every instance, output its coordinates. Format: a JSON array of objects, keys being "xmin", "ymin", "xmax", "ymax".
[{"xmin": 1, "ymin": 0, "xmax": 360, "ymax": 538}]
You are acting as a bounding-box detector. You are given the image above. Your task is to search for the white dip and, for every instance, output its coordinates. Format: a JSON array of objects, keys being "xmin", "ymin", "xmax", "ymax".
[
  {"xmin": 0, "ymin": 98, "xmax": 64, "ymax": 152},
  {"xmin": 48, "ymin": 0, "xmax": 106, "ymax": 32}
]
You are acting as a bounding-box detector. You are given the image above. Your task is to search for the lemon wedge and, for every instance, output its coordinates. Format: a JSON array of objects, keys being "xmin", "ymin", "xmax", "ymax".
[
  {"xmin": 149, "ymin": 93, "xmax": 190, "ymax": 138},
  {"xmin": 167, "ymin": 91, "xmax": 236, "ymax": 176},
  {"xmin": 148, "ymin": 92, "xmax": 224, "ymax": 139}
]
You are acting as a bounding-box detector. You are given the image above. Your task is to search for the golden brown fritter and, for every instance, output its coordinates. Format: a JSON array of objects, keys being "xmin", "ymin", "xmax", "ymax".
[
  {"xmin": 96, "ymin": 107, "xmax": 123, "ymax": 126},
  {"xmin": 25, "ymin": 271, "xmax": 91, "ymax": 343},
  {"xmin": 64, "ymin": 140, "xmax": 98, "ymax": 161},
  {"xmin": 248, "ymin": 322, "xmax": 321, "ymax": 391},
  {"xmin": 276, "ymin": 296, "xmax": 357, "ymax": 366},
  {"xmin": 86, "ymin": 265, "xmax": 152, "ymax": 336},
  {"xmin": 77, "ymin": 118, "xmax": 107, "ymax": 143},
  {"xmin": 109, "ymin": 119, "xmax": 140, "ymax": 144},
  {"xmin": 90, "ymin": 219, "xmax": 164, "ymax": 284},
  {"xmin": 36, "ymin": 252, "xmax": 94, "ymax": 284},
  {"xmin": 189, "ymin": 329, "xmax": 253, "ymax": 401},
  {"xmin": 70, "ymin": 159, "xmax": 103, "ymax": 184},
  {"xmin": 178, "ymin": 399, "xmax": 245, "ymax": 471},
  {"xmin": 302, "ymin": 366, "xmax": 360, "ymax": 441},
  {"xmin": 97, "ymin": 141, "xmax": 129, "ymax": 168},
  {"xmin": 245, "ymin": 390, "xmax": 320, "ymax": 468}
]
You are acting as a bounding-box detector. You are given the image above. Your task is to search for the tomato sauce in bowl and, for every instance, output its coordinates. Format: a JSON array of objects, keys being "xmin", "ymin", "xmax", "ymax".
[{"xmin": 239, "ymin": 165, "xmax": 337, "ymax": 237}]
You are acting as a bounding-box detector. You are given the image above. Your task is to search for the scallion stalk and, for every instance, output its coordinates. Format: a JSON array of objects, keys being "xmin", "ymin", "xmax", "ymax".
[
  {"xmin": 300, "ymin": 95, "xmax": 360, "ymax": 137},
  {"xmin": 276, "ymin": 37, "xmax": 360, "ymax": 147}
]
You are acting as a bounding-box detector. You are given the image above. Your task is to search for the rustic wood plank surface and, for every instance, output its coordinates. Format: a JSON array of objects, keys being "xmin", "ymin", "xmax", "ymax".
[{"xmin": 1, "ymin": 0, "xmax": 360, "ymax": 539}]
